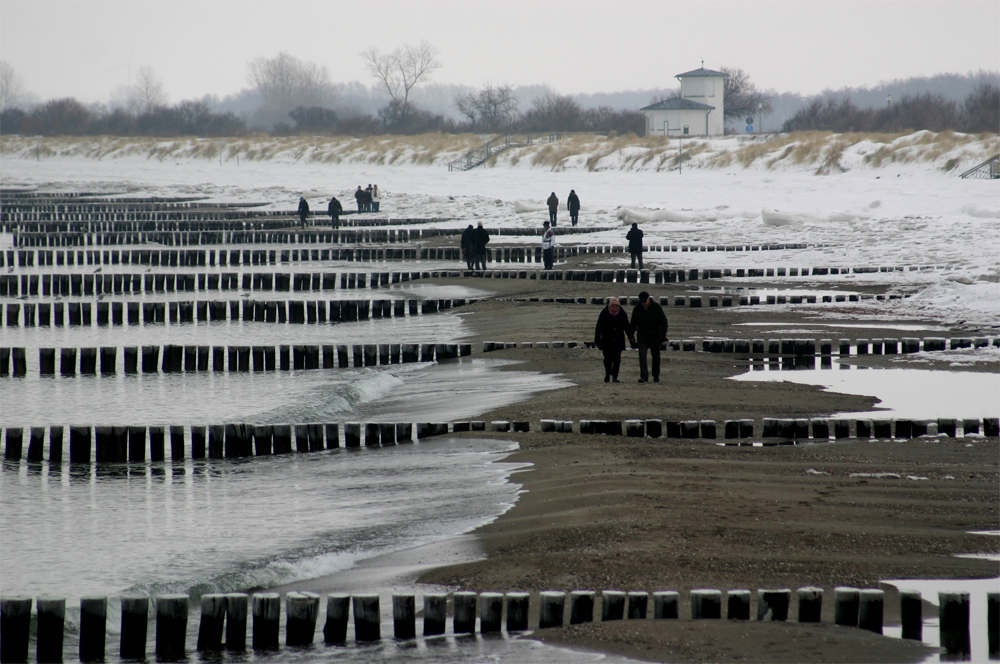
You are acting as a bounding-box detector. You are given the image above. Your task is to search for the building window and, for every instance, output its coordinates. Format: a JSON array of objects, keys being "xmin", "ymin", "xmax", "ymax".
[{"xmin": 683, "ymin": 125, "xmax": 689, "ymax": 135}]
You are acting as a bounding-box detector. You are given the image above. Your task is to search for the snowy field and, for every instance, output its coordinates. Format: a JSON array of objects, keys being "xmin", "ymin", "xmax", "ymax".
[{"xmin": 2, "ymin": 132, "xmax": 998, "ymax": 333}]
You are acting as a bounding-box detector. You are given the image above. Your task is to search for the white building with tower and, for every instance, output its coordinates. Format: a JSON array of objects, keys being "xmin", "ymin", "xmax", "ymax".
[{"xmin": 641, "ymin": 66, "xmax": 729, "ymax": 137}]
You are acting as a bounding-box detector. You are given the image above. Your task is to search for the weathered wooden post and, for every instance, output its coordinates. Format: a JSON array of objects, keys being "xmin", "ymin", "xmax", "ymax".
[
  {"xmin": 422, "ymin": 594, "xmax": 447, "ymax": 636},
  {"xmin": 988, "ymin": 591, "xmax": 999, "ymax": 659},
  {"xmin": 691, "ymin": 589, "xmax": 722, "ymax": 619},
  {"xmin": 726, "ymin": 590, "xmax": 751, "ymax": 620},
  {"xmin": 505, "ymin": 593, "xmax": 530, "ymax": 632},
  {"xmin": 570, "ymin": 591, "xmax": 595, "ymax": 624},
  {"xmin": 1, "ymin": 597, "xmax": 32, "ymax": 663},
  {"xmin": 453, "ymin": 592, "xmax": 477, "ymax": 634},
  {"xmin": 627, "ymin": 592, "xmax": 648, "ymax": 619},
  {"xmin": 758, "ymin": 589, "xmax": 790, "ymax": 621},
  {"xmin": 352, "ymin": 594, "xmax": 380, "ymax": 642},
  {"xmin": 225, "ymin": 593, "xmax": 248, "ymax": 651},
  {"xmin": 939, "ymin": 592, "xmax": 970, "ymax": 658},
  {"xmin": 323, "ymin": 595, "xmax": 350, "ymax": 644},
  {"xmin": 392, "ymin": 594, "xmax": 416, "ymax": 639},
  {"xmin": 645, "ymin": 591, "xmax": 677, "ymax": 620},
  {"xmin": 602, "ymin": 591, "xmax": 626, "ymax": 621},
  {"xmin": 479, "ymin": 593, "xmax": 504, "ymax": 633},
  {"xmin": 36, "ymin": 596, "xmax": 66, "ymax": 663},
  {"xmin": 155, "ymin": 594, "xmax": 188, "ymax": 660},
  {"xmin": 79, "ymin": 597, "xmax": 107, "ymax": 662},
  {"xmin": 251, "ymin": 593, "xmax": 280, "ymax": 650},
  {"xmin": 798, "ymin": 587, "xmax": 823, "ymax": 623},
  {"xmin": 539, "ymin": 592, "xmax": 565, "ymax": 628},
  {"xmin": 285, "ymin": 592, "xmax": 319, "ymax": 646},
  {"xmin": 4, "ymin": 428, "xmax": 23, "ymax": 460},
  {"xmin": 899, "ymin": 590, "xmax": 922, "ymax": 641},
  {"xmin": 119, "ymin": 596, "xmax": 149, "ymax": 660},
  {"xmin": 858, "ymin": 589, "xmax": 883, "ymax": 634},
  {"xmin": 197, "ymin": 594, "xmax": 226, "ymax": 652},
  {"xmin": 834, "ymin": 587, "xmax": 860, "ymax": 626}
]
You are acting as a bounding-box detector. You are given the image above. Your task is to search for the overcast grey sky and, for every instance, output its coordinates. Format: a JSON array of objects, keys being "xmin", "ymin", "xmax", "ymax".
[{"xmin": 2, "ymin": 0, "xmax": 998, "ymax": 105}]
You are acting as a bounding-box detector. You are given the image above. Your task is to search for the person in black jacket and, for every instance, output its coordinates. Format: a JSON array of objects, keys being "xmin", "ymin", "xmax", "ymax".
[
  {"xmin": 567, "ymin": 189, "xmax": 580, "ymax": 226},
  {"xmin": 631, "ymin": 290, "xmax": 668, "ymax": 383},
  {"xmin": 298, "ymin": 197, "xmax": 310, "ymax": 229},
  {"xmin": 460, "ymin": 224, "xmax": 475, "ymax": 271},
  {"xmin": 472, "ymin": 221, "xmax": 490, "ymax": 271},
  {"xmin": 546, "ymin": 192, "xmax": 559, "ymax": 225},
  {"xmin": 626, "ymin": 222, "xmax": 644, "ymax": 269},
  {"xmin": 594, "ymin": 297, "xmax": 635, "ymax": 383},
  {"xmin": 354, "ymin": 186, "xmax": 365, "ymax": 213},
  {"xmin": 327, "ymin": 196, "xmax": 342, "ymax": 229}
]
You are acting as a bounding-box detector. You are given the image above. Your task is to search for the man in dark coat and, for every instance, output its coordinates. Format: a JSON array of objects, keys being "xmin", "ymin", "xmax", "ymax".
[
  {"xmin": 460, "ymin": 224, "xmax": 475, "ymax": 271},
  {"xmin": 594, "ymin": 297, "xmax": 635, "ymax": 383},
  {"xmin": 354, "ymin": 186, "xmax": 365, "ymax": 213},
  {"xmin": 626, "ymin": 222, "xmax": 644, "ymax": 269},
  {"xmin": 472, "ymin": 221, "xmax": 490, "ymax": 271},
  {"xmin": 298, "ymin": 197, "xmax": 310, "ymax": 229},
  {"xmin": 327, "ymin": 196, "xmax": 343, "ymax": 229},
  {"xmin": 567, "ymin": 189, "xmax": 581, "ymax": 226},
  {"xmin": 630, "ymin": 290, "xmax": 668, "ymax": 383},
  {"xmin": 546, "ymin": 191, "xmax": 559, "ymax": 225}
]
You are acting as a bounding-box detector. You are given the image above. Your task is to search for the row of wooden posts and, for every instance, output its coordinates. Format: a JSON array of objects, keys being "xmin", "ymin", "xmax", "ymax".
[
  {"xmin": 2, "ymin": 588, "xmax": 996, "ymax": 662},
  {"xmin": 0, "ymin": 342, "xmax": 471, "ymax": 376},
  {"xmin": 5, "ymin": 415, "xmax": 996, "ymax": 465},
  {"xmin": 1, "ymin": 296, "xmax": 465, "ymax": 327}
]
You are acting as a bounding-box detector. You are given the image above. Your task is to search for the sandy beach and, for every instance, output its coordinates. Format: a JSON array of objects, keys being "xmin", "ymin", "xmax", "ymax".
[{"xmin": 284, "ymin": 269, "xmax": 999, "ymax": 663}]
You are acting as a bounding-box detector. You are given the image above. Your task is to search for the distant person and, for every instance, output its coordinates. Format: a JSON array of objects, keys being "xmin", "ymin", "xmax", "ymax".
[
  {"xmin": 630, "ymin": 290, "xmax": 668, "ymax": 383},
  {"xmin": 472, "ymin": 221, "xmax": 490, "ymax": 271},
  {"xmin": 354, "ymin": 186, "xmax": 365, "ymax": 213},
  {"xmin": 594, "ymin": 297, "xmax": 635, "ymax": 383},
  {"xmin": 371, "ymin": 184, "xmax": 381, "ymax": 213},
  {"xmin": 461, "ymin": 224, "xmax": 475, "ymax": 271},
  {"xmin": 365, "ymin": 184, "xmax": 374, "ymax": 212},
  {"xmin": 298, "ymin": 197, "xmax": 310, "ymax": 229},
  {"xmin": 541, "ymin": 221, "xmax": 556, "ymax": 269},
  {"xmin": 567, "ymin": 189, "xmax": 580, "ymax": 226},
  {"xmin": 327, "ymin": 196, "xmax": 343, "ymax": 229},
  {"xmin": 626, "ymin": 222, "xmax": 644, "ymax": 270},
  {"xmin": 546, "ymin": 191, "xmax": 559, "ymax": 225}
]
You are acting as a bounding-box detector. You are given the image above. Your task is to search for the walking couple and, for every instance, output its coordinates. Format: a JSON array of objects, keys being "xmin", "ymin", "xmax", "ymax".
[{"xmin": 593, "ymin": 291, "xmax": 668, "ymax": 383}]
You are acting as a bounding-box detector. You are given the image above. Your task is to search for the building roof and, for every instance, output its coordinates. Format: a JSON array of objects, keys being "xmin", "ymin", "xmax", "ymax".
[
  {"xmin": 675, "ymin": 67, "xmax": 729, "ymax": 79},
  {"xmin": 640, "ymin": 98, "xmax": 716, "ymax": 112}
]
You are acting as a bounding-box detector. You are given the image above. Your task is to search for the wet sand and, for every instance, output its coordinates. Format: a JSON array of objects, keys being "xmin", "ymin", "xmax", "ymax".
[{"xmin": 289, "ymin": 271, "xmax": 998, "ymax": 663}]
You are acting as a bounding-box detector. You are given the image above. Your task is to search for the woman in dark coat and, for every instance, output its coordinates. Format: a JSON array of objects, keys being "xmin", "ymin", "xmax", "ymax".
[
  {"xmin": 594, "ymin": 297, "xmax": 635, "ymax": 383},
  {"xmin": 567, "ymin": 189, "xmax": 580, "ymax": 226}
]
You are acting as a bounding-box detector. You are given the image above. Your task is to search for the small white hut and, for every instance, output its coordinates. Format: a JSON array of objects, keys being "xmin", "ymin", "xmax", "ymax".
[{"xmin": 641, "ymin": 66, "xmax": 729, "ymax": 137}]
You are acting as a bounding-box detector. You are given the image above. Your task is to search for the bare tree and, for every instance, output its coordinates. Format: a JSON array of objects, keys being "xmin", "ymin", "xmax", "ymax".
[
  {"xmin": 454, "ymin": 82, "xmax": 519, "ymax": 131},
  {"xmin": 361, "ymin": 41, "xmax": 441, "ymax": 121},
  {"xmin": 720, "ymin": 66, "xmax": 772, "ymax": 122},
  {"xmin": 109, "ymin": 65, "xmax": 168, "ymax": 116},
  {"xmin": 247, "ymin": 52, "xmax": 333, "ymax": 127},
  {"xmin": 0, "ymin": 60, "xmax": 26, "ymax": 111}
]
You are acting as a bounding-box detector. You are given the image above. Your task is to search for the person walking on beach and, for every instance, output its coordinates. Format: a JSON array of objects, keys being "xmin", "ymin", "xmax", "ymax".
[
  {"xmin": 630, "ymin": 290, "xmax": 668, "ymax": 383},
  {"xmin": 371, "ymin": 184, "xmax": 381, "ymax": 213},
  {"xmin": 364, "ymin": 184, "xmax": 374, "ymax": 212},
  {"xmin": 327, "ymin": 196, "xmax": 342, "ymax": 229},
  {"xmin": 546, "ymin": 192, "xmax": 559, "ymax": 225},
  {"xmin": 472, "ymin": 221, "xmax": 490, "ymax": 271},
  {"xmin": 594, "ymin": 297, "xmax": 635, "ymax": 383},
  {"xmin": 567, "ymin": 189, "xmax": 580, "ymax": 226},
  {"xmin": 354, "ymin": 186, "xmax": 365, "ymax": 213},
  {"xmin": 298, "ymin": 197, "xmax": 310, "ymax": 229},
  {"xmin": 626, "ymin": 222, "xmax": 644, "ymax": 270},
  {"xmin": 461, "ymin": 224, "xmax": 476, "ymax": 271},
  {"xmin": 541, "ymin": 221, "xmax": 556, "ymax": 270}
]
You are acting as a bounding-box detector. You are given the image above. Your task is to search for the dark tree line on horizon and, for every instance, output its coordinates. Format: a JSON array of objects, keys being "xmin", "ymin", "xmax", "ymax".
[{"xmin": 1, "ymin": 51, "xmax": 997, "ymax": 138}]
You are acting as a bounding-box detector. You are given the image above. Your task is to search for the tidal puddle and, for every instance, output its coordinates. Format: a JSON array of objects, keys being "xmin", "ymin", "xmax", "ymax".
[{"xmin": 731, "ymin": 365, "xmax": 999, "ymax": 419}]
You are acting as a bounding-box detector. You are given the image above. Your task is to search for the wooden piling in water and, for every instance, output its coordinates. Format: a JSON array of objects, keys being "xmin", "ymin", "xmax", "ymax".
[
  {"xmin": 988, "ymin": 591, "xmax": 998, "ymax": 659},
  {"xmin": 939, "ymin": 592, "xmax": 970, "ymax": 658},
  {"xmin": 602, "ymin": 590, "xmax": 626, "ymax": 621},
  {"xmin": 197, "ymin": 594, "xmax": 226, "ymax": 652},
  {"xmin": 36, "ymin": 596, "xmax": 65, "ymax": 663},
  {"xmin": 479, "ymin": 593, "xmax": 504, "ymax": 633},
  {"xmin": 119, "ymin": 596, "xmax": 149, "ymax": 660},
  {"xmin": 79, "ymin": 597, "xmax": 106, "ymax": 662},
  {"xmin": 285, "ymin": 592, "xmax": 319, "ymax": 646},
  {"xmin": 155, "ymin": 594, "xmax": 188, "ymax": 661},
  {"xmin": 858, "ymin": 589, "xmax": 883, "ymax": 634},
  {"xmin": 797, "ymin": 587, "xmax": 823, "ymax": 623},
  {"xmin": 252, "ymin": 593, "xmax": 281, "ymax": 650},
  {"xmin": 1, "ymin": 597, "xmax": 32, "ymax": 663},
  {"xmin": 225, "ymin": 593, "xmax": 248, "ymax": 651},
  {"xmin": 422, "ymin": 594, "xmax": 447, "ymax": 636},
  {"xmin": 570, "ymin": 591, "xmax": 595, "ymax": 624},
  {"xmin": 506, "ymin": 593, "xmax": 530, "ymax": 632},
  {"xmin": 352, "ymin": 594, "xmax": 380, "ymax": 642},
  {"xmin": 453, "ymin": 591, "xmax": 477, "ymax": 634},
  {"xmin": 899, "ymin": 590, "xmax": 923, "ymax": 641},
  {"xmin": 392, "ymin": 594, "xmax": 416, "ymax": 639},
  {"xmin": 539, "ymin": 591, "xmax": 565, "ymax": 628},
  {"xmin": 323, "ymin": 595, "xmax": 350, "ymax": 644},
  {"xmin": 691, "ymin": 589, "xmax": 722, "ymax": 619}
]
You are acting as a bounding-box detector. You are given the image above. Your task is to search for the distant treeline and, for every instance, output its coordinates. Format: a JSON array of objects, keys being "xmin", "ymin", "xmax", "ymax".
[{"xmin": 781, "ymin": 83, "xmax": 999, "ymax": 134}]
